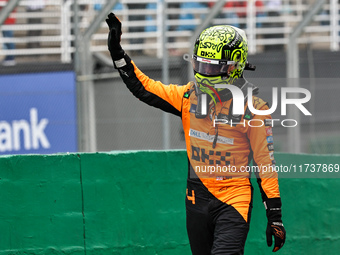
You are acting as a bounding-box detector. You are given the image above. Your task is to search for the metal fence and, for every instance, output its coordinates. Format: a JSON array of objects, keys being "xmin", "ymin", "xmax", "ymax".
[{"xmin": 1, "ymin": 0, "xmax": 340, "ymax": 63}]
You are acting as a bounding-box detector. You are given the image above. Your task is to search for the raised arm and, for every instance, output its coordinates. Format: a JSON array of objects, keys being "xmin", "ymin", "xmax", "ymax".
[{"xmin": 106, "ymin": 13, "xmax": 189, "ymax": 116}]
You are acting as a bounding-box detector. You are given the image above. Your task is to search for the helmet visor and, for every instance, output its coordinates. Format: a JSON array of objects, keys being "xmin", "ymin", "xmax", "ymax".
[{"xmin": 192, "ymin": 55, "xmax": 238, "ymax": 76}]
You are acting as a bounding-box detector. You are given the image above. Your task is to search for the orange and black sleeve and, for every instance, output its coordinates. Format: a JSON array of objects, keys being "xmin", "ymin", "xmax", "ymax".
[{"xmin": 114, "ymin": 54, "xmax": 189, "ymax": 116}]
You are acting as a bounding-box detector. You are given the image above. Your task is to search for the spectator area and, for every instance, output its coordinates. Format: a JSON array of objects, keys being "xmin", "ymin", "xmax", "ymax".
[{"xmin": 0, "ymin": 0, "xmax": 339, "ymax": 64}]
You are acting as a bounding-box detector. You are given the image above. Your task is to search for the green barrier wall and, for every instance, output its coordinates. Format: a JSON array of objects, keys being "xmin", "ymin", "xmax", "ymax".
[{"xmin": 0, "ymin": 151, "xmax": 339, "ymax": 255}]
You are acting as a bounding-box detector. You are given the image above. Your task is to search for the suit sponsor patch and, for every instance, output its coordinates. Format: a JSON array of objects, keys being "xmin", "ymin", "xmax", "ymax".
[
  {"xmin": 264, "ymin": 119, "xmax": 273, "ymax": 126},
  {"xmin": 268, "ymin": 143, "xmax": 274, "ymax": 151},
  {"xmin": 266, "ymin": 127, "xmax": 273, "ymax": 136},
  {"xmin": 189, "ymin": 129, "xmax": 234, "ymax": 145},
  {"xmin": 267, "ymin": 136, "xmax": 273, "ymax": 143}
]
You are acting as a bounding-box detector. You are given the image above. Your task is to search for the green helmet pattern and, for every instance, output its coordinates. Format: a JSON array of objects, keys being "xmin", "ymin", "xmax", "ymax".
[{"xmin": 193, "ymin": 25, "xmax": 248, "ymax": 91}]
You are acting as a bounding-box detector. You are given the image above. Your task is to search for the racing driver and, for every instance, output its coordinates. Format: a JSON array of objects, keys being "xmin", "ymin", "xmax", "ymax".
[{"xmin": 105, "ymin": 12, "xmax": 286, "ymax": 255}]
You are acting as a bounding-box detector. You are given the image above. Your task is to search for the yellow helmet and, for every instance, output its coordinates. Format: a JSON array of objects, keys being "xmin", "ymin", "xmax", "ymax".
[{"xmin": 192, "ymin": 25, "xmax": 248, "ymax": 95}]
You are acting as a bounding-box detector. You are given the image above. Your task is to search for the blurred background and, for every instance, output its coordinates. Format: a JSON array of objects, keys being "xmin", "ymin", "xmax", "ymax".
[{"xmin": 0, "ymin": 0, "xmax": 340, "ymax": 155}]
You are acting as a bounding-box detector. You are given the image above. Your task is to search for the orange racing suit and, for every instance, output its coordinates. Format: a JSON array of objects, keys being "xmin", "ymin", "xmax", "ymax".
[{"xmin": 115, "ymin": 54, "xmax": 281, "ymax": 254}]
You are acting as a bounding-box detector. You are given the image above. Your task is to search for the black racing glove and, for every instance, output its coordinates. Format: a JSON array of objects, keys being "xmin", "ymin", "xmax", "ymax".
[
  {"xmin": 265, "ymin": 198, "xmax": 286, "ymax": 252},
  {"xmin": 106, "ymin": 13, "xmax": 125, "ymax": 67}
]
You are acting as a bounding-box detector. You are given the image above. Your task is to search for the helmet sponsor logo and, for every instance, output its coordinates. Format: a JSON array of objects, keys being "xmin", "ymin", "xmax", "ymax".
[
  {"xmin": 196, "ymin": 56, "xmax": 219, "ymax": 64},
  {"xmin": 202, "ymin": 58, "xmax": 212, "ymax": 63},
  {"xmin": 201, "ymin": 51, "xmax": 216, "ymax": 58},
  {"xmin": 228, "ymin": 32, "xmax": 240, "ymax": 47},
  {"xmin": 224, "ymin": 50, "xmax": 231, "ymax": 59}
]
